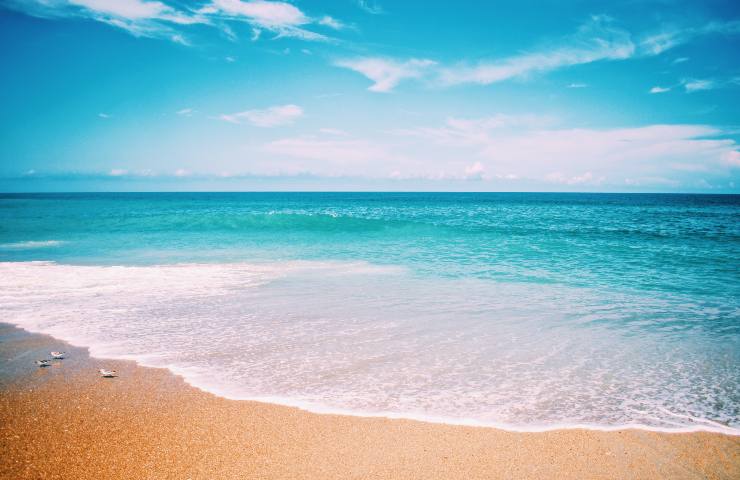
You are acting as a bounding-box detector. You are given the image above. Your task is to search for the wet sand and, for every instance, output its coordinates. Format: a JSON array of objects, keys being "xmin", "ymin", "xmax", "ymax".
[{"xmin": 1, "ymin": 323, "xmax": 738, "ymax": 479}]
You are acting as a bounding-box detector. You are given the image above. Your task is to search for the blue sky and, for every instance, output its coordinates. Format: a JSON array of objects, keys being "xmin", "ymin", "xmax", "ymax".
[{"xmin": 1, "ymin": 0, "xmax": 739, "ymax": 192}]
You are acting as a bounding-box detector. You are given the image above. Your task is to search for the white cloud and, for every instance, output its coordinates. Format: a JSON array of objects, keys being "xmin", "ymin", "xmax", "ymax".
[
  {"xmin": 702, "ymin": 20, "xmax": 740, "ymax": 35},
  {"xmin": 677, "ymin": 77, "xmax": 740, "ymax": 93},
  {"xmin": 650, "ymin": 86, "xmax": 671, "ymax": 94},
  {"xmin": 4, "ymin": 0, "xmax": 202, "ymax": 43},
  {"xmin": 479, "ymin": 125, "xmax": 734, "ymax": 173},
  {"xmin": 217, "ymin": 104, "xmax": 303, "ymax": 127},
  {"xmin": 439, "ymin": 16, "xmax": 635, "ymax": 86},
  {"xmin": 333, "ymin": 18, "xmax": 740, "ymax": 93},
  {"xmin": 70, "ymin": 0, "xmax": 160, "ymax": 19},
  {"xmin": 545, "ymin": 171, "xmax": 603, "ymax": 186},
  {"xmin": 673, "ymin": 57, "xmax": 689, "ymax": 64},
  {"xmin": 7, "ymin": 0, "xmax": 343, "ymax": 43},
  {"xmin": 169, "ymin": 33, "xmax": 189, "ymax": 45},
  {"xmin": 463, "ymin": 161, "xmax": 485, "ymax": 180},
  {"xmin": 638, "ymin": 20, "xmax": 740, "ymax": 56},
  {"xmin": 392, "ymin": 117, "xmax": 740, "ymax": 186},
  {"xmin": 202, "ymin": 0, "xmax": 307, "ymax": 27},
  {"xmin": 200, "ymin": 0, "xmax": 337, "ymax": 41},
  {"xmin": 256, "ymin": 129, "xmax": 406, "ymax": 177},
  {"xmin": 355, "ymin": 0, "xmax": 384, "ymax": 15},
  {"xmin": 69, "ymin": 0, "xmax": 193, "ymax": 23},
  {"xmin": 335, "ymin": 58, "xmax": 436, "ymax": 92},
  {"xmin": 176, "ymin": 108, "xmax": 194, "ymax": 116},
  {"xmin": 218, "ymin": 22, "xmax": 238, "ymax": 41},
  {"xmin": 683, "ymin": 79, "xmax": 715, "ymax": 92},
  {"xmin": 640, "ymin": 31, "xmax": 681, "ymax": 55},
  {"xmin": 174, "ymin": 168, "xmax": 191, "ymax": 177},
  {"xmin": 98, "ymin": 113, "xmax": 111, "ymax": 118},
  {"xmin": 255, "ymin": 115, "xmax": 736, "ymax": 184},
  {"xmin": 318, "ymin": 15, "xmax": 344, "ymax": 30},
  {"xmin": 71, "ymin": 0, "xmax": 202, "ymax": 38},
  {"xmin": 263, "ymin": 136, "xmax": 391, "ymax": 167},
  {"xmin": 109, "ymin": 169, "xmax": 128, "ymax": 176},
  {"xmin": 721, "ymin": 150, "xmax": 740, "ymax": 167},
  {"xmin": 394, "ymin": 114, "xmax": 557, "ymax": 147}
]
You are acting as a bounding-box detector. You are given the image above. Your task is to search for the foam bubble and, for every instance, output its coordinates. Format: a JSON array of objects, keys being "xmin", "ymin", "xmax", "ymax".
[{"xmin": 0, "ymin": 260, "xmax": 737, "ymax": 434}]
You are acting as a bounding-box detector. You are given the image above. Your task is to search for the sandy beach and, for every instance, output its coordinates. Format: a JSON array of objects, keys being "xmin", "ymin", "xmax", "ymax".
[{"xmin": 0, "ymin": 324, "xmax": 737, "ymax": 479}]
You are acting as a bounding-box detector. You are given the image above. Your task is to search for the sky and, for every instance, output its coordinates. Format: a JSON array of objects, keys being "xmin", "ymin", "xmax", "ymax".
[{"xmin": 1, "ymin": 0, "xmax": 739, "ymax": 192}]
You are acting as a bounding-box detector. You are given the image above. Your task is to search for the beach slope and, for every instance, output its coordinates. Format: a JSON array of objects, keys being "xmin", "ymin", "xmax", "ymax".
[{"xmin": 1, "ymin": 324, "xmax": 738, "ymax": 479}]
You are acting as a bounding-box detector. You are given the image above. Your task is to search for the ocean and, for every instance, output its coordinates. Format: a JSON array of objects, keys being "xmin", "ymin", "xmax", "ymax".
[{"xmin": 1, "ymin": 192, "xmax": 738, "ymax": 433}]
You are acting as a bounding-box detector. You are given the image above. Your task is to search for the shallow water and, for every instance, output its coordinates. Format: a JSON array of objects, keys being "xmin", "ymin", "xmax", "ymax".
[{"xmin": 1, "ymin": 193, "xmax": 738, "ymax": 432}]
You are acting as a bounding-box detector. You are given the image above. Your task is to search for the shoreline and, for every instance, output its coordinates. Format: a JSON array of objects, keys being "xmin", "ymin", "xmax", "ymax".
[
  {"xmin": 2, "ymin": 323, "xmax": 739, "ymax": 479},
  {"xmin": 4, "ymin": 320, "xmax": 738, "ymax": 437},
  {"xmin": 3, "ymin": 259, "xmax": 739, "ymax": 437}
]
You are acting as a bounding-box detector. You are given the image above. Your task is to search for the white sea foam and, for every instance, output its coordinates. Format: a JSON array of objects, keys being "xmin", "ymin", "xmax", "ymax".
[
  {"xmin": 0, "ymin": 240, "xmax": 64, "ymax": 249},
  {"xmin": 0, "ymin": 260, "xmax": 737, "ymax": 434}
]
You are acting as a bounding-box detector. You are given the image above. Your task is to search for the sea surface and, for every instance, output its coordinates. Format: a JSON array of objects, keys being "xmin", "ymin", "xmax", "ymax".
[{"xmin": 1, "ymin": 192, "xmax": 738, "ymax": 433}]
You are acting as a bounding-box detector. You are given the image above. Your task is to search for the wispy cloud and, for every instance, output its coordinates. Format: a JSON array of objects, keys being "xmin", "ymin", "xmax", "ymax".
[
  {"xmin": 11, "ymin": 120, "xmax": 739, "ymax": 190},
  {"xmin": 98, "ymin": 112, "xmax": 111, "ymax": 119},
  {"xmin": 317, "ymin": 15, "xmax": 345, "ymax": 30},
  {"xmin": 217, "ymin": 104, "xmax": 303, "ymax": 127},
  {"xmin": 335, "ymin": 58, "xmax": 436, "ymax": 92},
  {"xmin": 639, "ymin": 30, "xmax": 682, "ymax": 56},
  {"xmin": 681, "ymin": 76, "xmax": 740, "ymax": 93},
  {"xmin": 69, "ymin": 0, "xmax": 197, "ymax": 24},
  {"xmin": 649, "ymin": 76, "xmax": 739, "ymax": 95},
  {"xmin": 392, "ymin": 116, "xmax": 740, "ymax": 186},
  {"xmin": 355, "ymin": 0, "xmax": 384, "ymax": 15},
  {"xmin": 649, "ymin": 86, "xmax": 671, "ymax": 94},
  {"xmin": 6, "ymin": 0, "xmax": 344, "ymax": 44},
  {"xmin": 336, "ymin": 16, "xmax": 636, "ymax": 92},
  {"xmin": 200, "ymin": 0, "xmax": 307, "ymax": 27},
  {"xmin": 264, "ymin": 135, "xmax": 396, "ymax": 164},
  {"xmin": 247, "ymin": 120, "xmax": 740, "ymax": 188},
  {"xmin": 176, "ymin": 108, "xmax": 194, "ymax": 116},
  {"xmin": 682, "ymin": 78, "xmax": 715, "ymax": 92},
  {"xmin": 463, "ymin": 161, "xmax": 486, "ymax": 180},
  {"xmin": 722, "ymin": 150, "xmax": 740, "ymax": 167},
  {"xmin": 545, "ymin": 171, "xmax": 604, "ymax": 186},
  {"xmin": 4, "ymin": 0, "xmax": 204, "ymax": 43},
  {"xmin": 639, "ymin": 20, "xmax": 740, "ymax": 55},
  {"xmin": 257, "ymin": 130, "xmax": 404, "ymax": 177},
  {"xmin": 199, "ymin": 0, "xmax": 340, "ymax": 41},
  {"xmin": 439, "ymin": 16, "xmax": 635, "ymax": 86},
  {"xmin": 393, "ymin": 114, "xmax": 558, "ymax": 147},
  {"xmin": 336, "ymin": 16, "xmax": 740, "ymax": 93}
]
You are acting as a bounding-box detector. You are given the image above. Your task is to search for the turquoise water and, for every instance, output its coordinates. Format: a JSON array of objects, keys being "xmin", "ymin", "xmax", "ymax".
[{"xmin": 1, "ymin": 193, "xmax": 739, "ymax": 432}]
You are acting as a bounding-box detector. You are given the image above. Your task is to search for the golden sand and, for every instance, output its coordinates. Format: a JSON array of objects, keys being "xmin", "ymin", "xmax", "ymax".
[{"xmin": 1, "ymin": 325, "xmax": 738, "ymax": 479}]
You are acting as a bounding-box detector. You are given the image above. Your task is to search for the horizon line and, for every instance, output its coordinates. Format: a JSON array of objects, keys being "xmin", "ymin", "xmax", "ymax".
[{"xmin": 2, "ymin": 191, "xmax": 739, "ymax": 195}]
